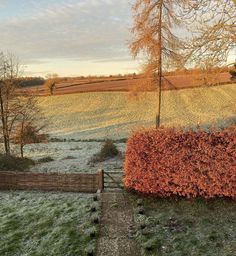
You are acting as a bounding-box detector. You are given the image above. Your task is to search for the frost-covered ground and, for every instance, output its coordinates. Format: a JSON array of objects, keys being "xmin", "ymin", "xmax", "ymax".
[
  {"xmin": 4, "ymin": 84, "xmax": 235, "ymax": 173},
  {"xmin": 23, "ymin": 141, "xmax": 125, "ymax": 173},
  {"xmin": 132, "ymin": 195, "xmax": 236, "ymax": 256},
  {"xmin": 0, "ymin": 191, "xmax": 100, "ymax": 256},
  {"xmin": 1, "ymin": 85, "xmax": 235, "ymax": 255},
  {"xmin": 39, "ymin": 84, "xmax": 236, "ymax": 140},
  {"xmin": 18, "ymin": 84, "xmax": 236, "ymax": 173}
]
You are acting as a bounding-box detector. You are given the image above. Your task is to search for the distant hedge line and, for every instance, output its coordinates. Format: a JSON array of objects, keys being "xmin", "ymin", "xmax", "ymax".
[
  {"xmin": 124, "ymin": 127, "xmax": 236, "ymax": 199},
  {"xmin": 17, "ymin": 77, "xmax": 45, "ymax": 87}
]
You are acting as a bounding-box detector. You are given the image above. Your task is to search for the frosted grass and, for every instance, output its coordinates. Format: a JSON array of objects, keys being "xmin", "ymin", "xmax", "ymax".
[
  {"xmin": 38, "ymin": 84, "xmax": 236, "ymax": 140},
  {"xmin": 0, "ymin": 191, "xmax": 100, "ymax": 256}
]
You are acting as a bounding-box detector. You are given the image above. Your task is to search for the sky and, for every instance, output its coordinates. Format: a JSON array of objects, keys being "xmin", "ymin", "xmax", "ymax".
[
  {"xmin": 0, "ymin": 0, "xmax": 140, "ymax": 77},
  {"xmin": 0, "ymin": 0, "xmax": 234, "ymax": 78}
]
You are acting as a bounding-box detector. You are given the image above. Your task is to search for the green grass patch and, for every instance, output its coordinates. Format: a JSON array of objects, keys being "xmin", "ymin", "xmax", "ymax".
[
  {"xmin": 0, "ymin": 192, "xmax": 100, "ymax": 256},
  {"xmin": 132, "ymin": 195, "xmax": 236, "ymax": 256}
]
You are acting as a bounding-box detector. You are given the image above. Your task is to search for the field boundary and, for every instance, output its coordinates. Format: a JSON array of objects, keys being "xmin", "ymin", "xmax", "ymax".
[
  {"xmin": 23, "ymin": 72, "xmax": 232, "ymax": 96},
  {"xmin": 0, "ymin": 170, "xmax": 104, "ymax": 193}
]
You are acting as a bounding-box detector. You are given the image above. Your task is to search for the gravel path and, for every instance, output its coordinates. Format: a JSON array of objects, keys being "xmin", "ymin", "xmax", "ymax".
[{"xmin": 96, "ymin": 192, "xmax": 142, "ymax": 256}]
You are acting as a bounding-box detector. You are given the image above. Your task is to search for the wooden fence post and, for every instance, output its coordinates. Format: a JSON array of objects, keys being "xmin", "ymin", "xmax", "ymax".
[{"xmin": 98, "ymin": 169, "xmax": 104, "ymax": 191}]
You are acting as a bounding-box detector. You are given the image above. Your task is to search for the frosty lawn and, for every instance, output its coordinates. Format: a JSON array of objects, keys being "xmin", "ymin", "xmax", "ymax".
[
  {"xmin": 133, "ymin": 196, "xmax": 236, "ymax": 256},
  {"xmin": 23, "ymin": 141, "xmax": 125, "ymax": 173},
  {"xmin": 0, "ymin": 192, "xmax": 100, "ymax": 256}
]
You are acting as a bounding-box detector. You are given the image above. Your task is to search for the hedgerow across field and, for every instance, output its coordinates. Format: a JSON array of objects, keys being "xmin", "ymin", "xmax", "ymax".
[
  {"xmin": 39, "ymin": 84, "xmax": 236, "ymax": 140},
  {"xmin": 0, "ymin": 192, "xmax": 100, "ymax": 256}
]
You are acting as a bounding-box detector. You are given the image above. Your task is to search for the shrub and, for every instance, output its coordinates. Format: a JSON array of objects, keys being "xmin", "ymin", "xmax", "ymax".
[
  {"xmin": 85, "ymin": 245, "xmax": 95, "ymax": 256},
  {"xmin": 62, "ymin": 156, "xmax": 77, "ymax": 160},
  {"xmin": 124, "ymin": 127, "xmax": 236, "ymax": 199},
  {"xmin": 0, "ymin": 154, "xmax": 35, "ymax": 171},
  {"xmin": 37, "ymin": 157, "xmax": 54, "ymax": 163},
  {"xmin": 91, "ymin": 213, "xmax": 100, "ymax": 224},
  {"xmin": 100, "ymin": 139, "xmax": 119, "ymax": 158},
  {"xmin": 50, "ymin": 137, "xmax": 64, "ymax": 142},
  {"xmin": 86, "ymin": 227, "xmax": 97, "ymax": 238},
  {"xmin": 229, "ymin": 70, "xmax": 236, "ymax": 77},
  {"xmin": 70, "ymin": 146, "xmax": 81, "ymax": 151},
  {"xmin": 143, "ymin": 239, "xmax": 157, "ymax": 251},
  {"xmin": 89, "ymin": 139, "xmax": 119, "ymax": 163}
]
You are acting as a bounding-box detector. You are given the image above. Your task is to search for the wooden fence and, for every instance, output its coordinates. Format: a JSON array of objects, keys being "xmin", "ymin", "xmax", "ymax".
[{"xmin": 0, "ymin": 170, "xmax": 104, "ymax": 193}]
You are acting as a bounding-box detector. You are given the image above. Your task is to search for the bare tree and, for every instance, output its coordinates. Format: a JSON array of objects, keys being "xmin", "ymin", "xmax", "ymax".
[
  {"xmin": 191, "ymin": 58, "xmax": 223, "ymax": 87},
  {"xmin": 44, "ymin": 73, "xmax": 58, "ymax": 95},
  {"xmin": 0, "ymin": 52, "xmax": 22, "ymax": 155},
  {"xmin": 13, "ymin": 94, "xmax": 47, "ymax": 158},
  {"xmin": 183, "ymin": 0, "xmax": 236, "ymax": 67},
  {"xmin": 0, "ymin": 52, "xmax": 46, "ymax": 157},
  {"xmin": 130, "ymin": 0, "xmax": 188, "ymax": 128}
]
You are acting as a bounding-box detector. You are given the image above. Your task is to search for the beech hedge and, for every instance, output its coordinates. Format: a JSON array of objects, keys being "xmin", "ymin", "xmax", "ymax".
[{"xmin": 124, "ymin": 127, "xmax": 236, "ymax": 199}]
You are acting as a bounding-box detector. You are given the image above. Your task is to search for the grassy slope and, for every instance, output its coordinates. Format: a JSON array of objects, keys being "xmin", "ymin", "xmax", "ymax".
[
  {"xmin": 133, "ymin": 196, "xmax": 236, "ymax": 256},
  {"xmin": 39, "ymin": 84, "xmax": 236, "ymax": 139},
  {"xmin": 0, "ymin": 192, "xmax": 100, "ymax": 256}
]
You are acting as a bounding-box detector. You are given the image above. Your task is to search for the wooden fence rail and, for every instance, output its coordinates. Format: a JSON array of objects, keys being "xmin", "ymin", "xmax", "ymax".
[
  {"xmin": 104, "ymin": 171, "xmax": 124, "ymax": 189},
  {"xmin": 0, "ymin": 170, "xmax": 104, "ymax": 193}
]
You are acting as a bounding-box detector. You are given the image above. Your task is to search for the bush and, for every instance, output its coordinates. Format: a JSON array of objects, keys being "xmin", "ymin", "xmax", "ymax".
[
  {"xmin": 124, "ymin": 127, "xmax": 236, "ymax": 199},
  {"xmin": 17, "ymin": 77, "xmax": 45, "ymax": 88},
  {"xmin": 89, "ymin": 139, "xmax": 119, "ymax": 163},
  {"xmin": 101, "ymin": 139, "xmax": 119, "ymax": 157},
  {"xmin": 0, "ymin": 154, "xmax": 35, "ymax": 171},
  {"xmin": 37, "ymin": 157, "xmax": 54, "ymax": 163},
  {"xmin": 62, "ymin": 156, "xmax": 77, "ymax": 160},
  {"xmin": 229, "ymin": 70, "xmax": 236, "ymax": 77}
]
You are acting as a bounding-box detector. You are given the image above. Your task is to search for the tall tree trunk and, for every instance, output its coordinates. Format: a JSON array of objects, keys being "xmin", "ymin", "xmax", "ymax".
[
  {"xmin": 20, "ymin": 144, "xmax": 24, "ymax": 158},
  {"xmin": 20, "ymin": 122, "xmax": 24, "ymax": 158},
  {"xmin": 0, "ymin": 88, "xmax": 10, "ymax": 155},
  {"xmin": 156, "ymin": 0, "xmax": 163, "ymax": 128}
]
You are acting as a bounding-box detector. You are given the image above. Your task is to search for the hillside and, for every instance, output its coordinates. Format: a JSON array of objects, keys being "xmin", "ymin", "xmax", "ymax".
[{"xmin": 38, "ymin": 83, "xmax": 236, "ymax": 140}]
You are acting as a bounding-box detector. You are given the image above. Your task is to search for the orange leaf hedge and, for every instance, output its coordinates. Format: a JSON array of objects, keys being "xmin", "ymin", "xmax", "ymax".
[{"xmin": 124, "ymin": 127, "xmax": 236, "ymax": 199}]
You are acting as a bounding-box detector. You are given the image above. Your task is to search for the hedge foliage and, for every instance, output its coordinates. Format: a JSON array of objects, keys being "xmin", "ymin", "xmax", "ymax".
[{"xmin": 124, "ymin": 127, "xmax": 236, "ymax": 199}]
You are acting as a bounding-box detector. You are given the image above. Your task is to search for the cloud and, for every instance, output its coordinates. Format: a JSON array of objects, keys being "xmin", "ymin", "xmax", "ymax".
[
  {"xmin": 0, "ymin": 0, "xmax": 133, "ymax": 65},
  {"xmin": 0, "ymin": 0, "xmax": 7, "ymax": 7},
  {"xmin": 94, "ymin": 57, "xmax": 135, "ymax": 63}
]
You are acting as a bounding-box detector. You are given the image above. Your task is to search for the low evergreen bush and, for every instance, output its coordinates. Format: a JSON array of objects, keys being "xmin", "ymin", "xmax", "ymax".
[
  {"xmin": 89, "ymin": 139, "xmax": 119, "ymax": 163},
  {"xmin": 0, "ymin": 154, "xmax": 35, "ymax": 171}
]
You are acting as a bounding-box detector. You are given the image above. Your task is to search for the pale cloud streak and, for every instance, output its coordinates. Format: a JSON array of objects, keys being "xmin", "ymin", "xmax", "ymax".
[{"xmin": 0, "ymin": 0, "xmax": 138, "ymax": 76}]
